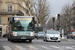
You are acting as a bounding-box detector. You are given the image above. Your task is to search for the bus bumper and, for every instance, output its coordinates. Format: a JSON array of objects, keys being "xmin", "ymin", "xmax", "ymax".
[{"xmin": 8, "ymin": 36, "xmax": 35, "ymax": 40}]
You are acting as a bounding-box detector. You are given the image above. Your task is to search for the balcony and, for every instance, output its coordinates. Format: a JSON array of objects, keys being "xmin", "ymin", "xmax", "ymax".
[{"xmin": 0, "ymin": 10, "xmax": 24, "ymax": 16}]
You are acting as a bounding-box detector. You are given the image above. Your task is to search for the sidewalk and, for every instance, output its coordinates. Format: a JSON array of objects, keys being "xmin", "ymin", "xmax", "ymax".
[
  {"xmin": 61, "ymin": 36, "xmax": 68, "ymax": 41},
  {"xmin": 0, "ymin": 37, "xmax": 7, "ymax": 41}
]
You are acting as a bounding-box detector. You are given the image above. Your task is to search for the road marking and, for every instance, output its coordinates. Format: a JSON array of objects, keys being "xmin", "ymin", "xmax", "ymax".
[
  {"xmin": 15, "ymin": 45, "xmax": 26, "ymax": 50},
  {"xmin": 41, "ymin": 46, "xmax": 51, "ymax": 49},
  {"xmin": 3, "ymin": 46, "xmax": 12, "ymax": 50},
  {"xmin": 65, "ymin": 46, "xmax": 74, "ymax": 49},
  {"xmin": 28, "ymin": 45, "xmax": 38, "ymax": 49},
  {"xmin": 51, "ymin": 46, "xmax": 60, "ymax": 49},
  {"xmin": 72, "ymin": 46, "xmax": 75, "ymax": 48}
]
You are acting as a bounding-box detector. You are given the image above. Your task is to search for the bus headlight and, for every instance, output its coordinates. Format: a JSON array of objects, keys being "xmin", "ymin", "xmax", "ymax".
[
  {"xmin": 30, "ymin": 32, "xmax": 34, "ymax": 36},
  {"xmin": 13, "ymin": 32, "xmax": 17, "ymax": 36}
]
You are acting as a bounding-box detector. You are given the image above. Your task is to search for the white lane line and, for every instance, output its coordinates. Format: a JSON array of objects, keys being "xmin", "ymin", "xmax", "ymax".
[
  {"xmin": 41, "ymin": 46, "xmax": 51, "ymax": 49},
  {"xmin": 72, "ymin": 46, "xmax": 75, "ymax": 48},
  {"xmin": 65, "ymin": 46, "xmax": 74, "ymax": 49},
  {"xmin": 28, "ymin": 45, "xmax": 38, "ymax": 49},
  {"xmin": 15, "ymin": 45, "xmax": 26, "ymax": 50},
  {"xmin": 51, "ymin": 46, "xmax": 60, "ymax": 49},
  {"xmin": 3, "ymin": 46, "xmax": 12, "ymax": 50}
]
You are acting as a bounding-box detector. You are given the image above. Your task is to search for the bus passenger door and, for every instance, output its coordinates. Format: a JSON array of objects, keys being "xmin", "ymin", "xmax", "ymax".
[{"xmin": 0, "ymin": 28, "xmax": 2, "ymax": 36}]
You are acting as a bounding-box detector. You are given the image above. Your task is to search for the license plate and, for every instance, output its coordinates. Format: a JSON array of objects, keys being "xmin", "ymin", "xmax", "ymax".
[{"xmin": 21, "ymin": 37, "xmax": 26, "ymax": 39}]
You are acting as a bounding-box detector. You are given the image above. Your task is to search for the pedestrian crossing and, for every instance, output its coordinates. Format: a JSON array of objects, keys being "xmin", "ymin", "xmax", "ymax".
[
  {"xmin": 2, "ymin": 45, "xmax": 75, "ymax": 50},
  {"xmin": 65, "ymin": 46, "xmax": 74, "ymax": 50},
  {"xmin": 15, "ymin": 45, "xmax": 26, "ymax": 50},
  {"xmin": 3, "ymin": 46, "xmax": 12, "ymax": 50},
  {"xmin": 27, "ymin": 45, "xmax": 38, "ymax": 50},
  {"xmin": 51, "ymin": 46, "xmax": 60, "ymax": 49}
]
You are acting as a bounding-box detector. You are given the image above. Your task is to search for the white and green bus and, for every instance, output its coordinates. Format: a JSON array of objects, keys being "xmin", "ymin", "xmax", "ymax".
[{"xmin": 8, "ymin": 16, "xmax": 37, "ymax": 43}]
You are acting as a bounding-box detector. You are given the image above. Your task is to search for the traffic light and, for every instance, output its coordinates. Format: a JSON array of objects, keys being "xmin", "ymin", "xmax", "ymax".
[
  {"xmin": 57, "ymin": 14, "xmax": 60, "ymax": 20},
  {"xmin": 52, "ymin": 17, "xmax": 55, "ymax": 22},
  {"xmin": 57, "ymin": 25, "xmax": 59, "ymax": 30}
]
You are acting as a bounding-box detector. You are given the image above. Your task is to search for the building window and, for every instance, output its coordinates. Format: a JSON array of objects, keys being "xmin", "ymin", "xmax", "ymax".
[{"xmin": 8, "ymin": 5, "xmax": 12, "ymax": 12}]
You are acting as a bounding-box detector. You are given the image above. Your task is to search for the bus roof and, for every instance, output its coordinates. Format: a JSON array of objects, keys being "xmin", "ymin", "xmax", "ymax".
[{"xmin": 13, "ymin": 16, "xmax": 34, "ymax": 18}]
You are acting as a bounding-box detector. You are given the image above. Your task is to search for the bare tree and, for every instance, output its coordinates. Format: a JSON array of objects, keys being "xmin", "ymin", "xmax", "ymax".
[
  {"xmin": 23, "ymin": 0, "xmax": 34, "ymax": 16},
  {"xmin": 59, "ymin": 5, "xmax": 72, "ymax": 33},
  {"xmin": 33, "ymin": 0, "xmax": 50, "ymax": 27}
]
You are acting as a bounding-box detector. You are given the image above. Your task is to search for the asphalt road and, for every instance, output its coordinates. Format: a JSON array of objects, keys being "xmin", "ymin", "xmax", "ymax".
[{"xmin": 0, "ymin": 38, "xmax": 75, "ymax": 50}]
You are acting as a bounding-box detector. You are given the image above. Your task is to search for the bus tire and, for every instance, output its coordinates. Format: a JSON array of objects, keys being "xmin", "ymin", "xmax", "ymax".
[
  {"xmin": 29, "ymin": 40, "xmax": 32, "ymax": 43},
  {"xmin": 8, "ymin": 39, "xmax": 10, "ymax": 41}
]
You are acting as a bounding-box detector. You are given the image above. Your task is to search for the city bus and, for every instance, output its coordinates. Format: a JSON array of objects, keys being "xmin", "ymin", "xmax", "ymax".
[{"xmin": 7, "ymin": 16, "xmax": 36, "ymax": 43}]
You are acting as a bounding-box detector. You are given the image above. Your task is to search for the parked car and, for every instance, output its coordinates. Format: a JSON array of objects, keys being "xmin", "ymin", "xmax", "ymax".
[
  {"xmin": 34, "ymin": 33, "xmax": 38, "ymax": 38},
  {"xmin": 37, "ymin": 32, "xmax": 45, "ymax": 39},
  {"xmin": 43, "ymin": 30, "xmax": 61, "ymax": 42},
  {"xmin": 67, "ymin": 32, "xmax": 75, "ymax": 39}
]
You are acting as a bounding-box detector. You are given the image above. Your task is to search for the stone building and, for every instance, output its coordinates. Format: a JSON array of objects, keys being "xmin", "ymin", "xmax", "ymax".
[{"xmin": 0, "ymin": 0, "xmax": 33, "ymax": 36}]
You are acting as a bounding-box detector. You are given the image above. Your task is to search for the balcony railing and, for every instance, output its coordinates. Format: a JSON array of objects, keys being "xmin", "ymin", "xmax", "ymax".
[{"xmin": 0, "ymin": 10, "xmax": 24, "ymax": 16}]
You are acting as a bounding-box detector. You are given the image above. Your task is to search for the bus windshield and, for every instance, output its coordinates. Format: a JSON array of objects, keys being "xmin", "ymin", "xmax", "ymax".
[{"xmin": 12, "ymin": 17, "xmax": 35, "ymax": 31}]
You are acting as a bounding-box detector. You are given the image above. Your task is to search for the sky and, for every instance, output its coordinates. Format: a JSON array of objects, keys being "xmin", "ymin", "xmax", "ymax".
[
  {"xmin": 46, "ymin": 0, "xmax": 73, "ymax": 24},
  {"xmin": 48, "ymin": 0, "xmax": 73, "ymax": 17}
]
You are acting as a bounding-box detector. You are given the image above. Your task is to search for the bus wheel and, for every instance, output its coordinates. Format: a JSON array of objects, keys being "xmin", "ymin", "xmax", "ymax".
[
  {"xmin": 29, "ymin": 40, "xmax": 32, "ymax": 43},
  {"xmin": 8, "ymin": 39, "xmax": 10, "ymax": 41}
]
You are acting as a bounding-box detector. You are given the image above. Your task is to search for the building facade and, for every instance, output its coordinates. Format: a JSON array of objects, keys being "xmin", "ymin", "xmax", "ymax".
[{"xmin": 0, "ymin": 0, "xmax": 33, "ymax": 36}]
